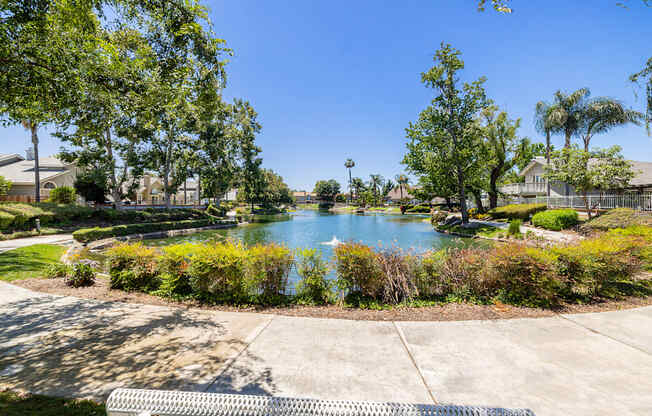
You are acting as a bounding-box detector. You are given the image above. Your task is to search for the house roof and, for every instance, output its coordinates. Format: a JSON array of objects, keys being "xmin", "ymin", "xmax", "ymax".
[
  {"xmin": 385, "ymin": 186, "xmax": 414, "ymax": 200},
  {"xmin": 0, "ymin": 154, "xmax": 72, "ymax": 185},
  {"xmin": 293, "ymin": 191, "xmax": 316, "ymax": 197},
  {"xmin": 520, "ymin": 156, "xmax": 652, "ymax": 187}
]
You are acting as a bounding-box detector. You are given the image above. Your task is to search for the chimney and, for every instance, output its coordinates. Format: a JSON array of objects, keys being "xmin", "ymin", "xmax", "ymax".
[{"xmin": 25, "ymin": 147, "xmax": 34, "ymax": 161}]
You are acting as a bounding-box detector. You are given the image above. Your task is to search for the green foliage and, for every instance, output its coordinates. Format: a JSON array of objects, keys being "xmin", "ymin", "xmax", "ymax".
[
  {"xmin": 314, "ymin": 179, "xmax": 341, "ymax": 202},
  {"xmin": 532, "ymin": 209, "xmax": 579, "ymax": 231},
  {"xmin": 488, "ymin": 203, "xmax": 547, "ymax": 220},
  {"xmin": 65, "ymin": 263, "xmax": 96, "ymax": 288},
  {"xmin": 74, "ymin": 169, "xmax": 108, "ymax": 204},
  {"xmin": 155, "ymin": 243, "xmax": 199, "ymax": 296},
  {"xmin": 508, "ymin": 219, "xmax": 522, "ymax": 235},
  {"xmin": 187, "ymin": 241, "xmax": 249, "ymax": 301},
  {"xmin": 334, "ymin": 242, "xmax": 383, "ymax": 298},
  {"xmin": 630, "ymin": 56, "xmax": 652, "ymax": 134},
  {"xmin": 72, "ymin": 219, "xmax": 234, "ymax": 243},
  {"xmin": 246, "ymin": 243, "xmax": 294, "ymax": 299},
  {"xmin": 406, "ymin": 204, "xmax": 431, "ymax": 213},
  {"xmin": 581, "ymin": 208, "xmax": 652, "ymax": 232},
  {"xmin": 0, "ymin": 175, "xmax": 11, "ymax": 196},
  {"xmin": 0, "ymin": 390, "xmax": 105, "ymax": 416},
  {"xmin": 44, "ymin": 263, "xmax": 72, "ymax": 279},
  {"xmin": 430, "ymin": 210, "xmax": 448, "ymax": 225},
  {"xmin": 47, "ymin": 186, "xmax": 76, "ymax": 204},
  {"xmin": 106, "ymin": 243, "xmax": 159, "ymax": 291},
  {"xmin": 206, "ymin": 203, "xmax": 227, "ymax": 217},
  {"xmin": 0, "ymin": 211, "xmax": 14, "ymax": 229},
  {"xmin": 295, "ymin": 248, "xmax": 333, "ymax": 304}
]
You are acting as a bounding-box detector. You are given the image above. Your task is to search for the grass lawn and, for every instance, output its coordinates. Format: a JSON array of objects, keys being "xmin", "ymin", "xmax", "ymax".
[
  {"xmin": 0, "ymin": 390, "xmax": 105, "ymax": 416},
  {"xmin": 0, "ymin": 244, "xmax": 66, "ymax": 281},
  {"xmin": 436, "ymin": 223, "xmax": 503, "ymax": 238}
]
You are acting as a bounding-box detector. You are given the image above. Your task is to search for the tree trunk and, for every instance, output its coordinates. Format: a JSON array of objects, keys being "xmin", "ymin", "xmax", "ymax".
[
  {"xmin": 164, "ymin": 134, "xmax": 173, "ymax": 210},
  {"xmin": 457, "ymin": 167, "xmax": 469, "ymax": 224},
  {"xmin": 584, "ymin": 191, "xmax": 592, "ymax": 220},
  {"xmin": 472, "ymin": 190, "xmax": 484, "ymax": 214},
  {"xmin": 488, "ymin": 165, "xmax": 502, "ymax": 210},
  {"xmin": 348, "ymin": 169, "xmax": 352, "ymax": 204},
  {"xmin": 197, "ymin": 175, "xmax": 201, "ymax": 207},
  {"xmin": 105, "ymin": 129, "xmax": 122, "ymax": 209},
  {"xmin": 445, "ymin": 197, "xmax": 452, "ymax": 211},
  {"xmin": 184, "ymin": 179, "xmax": 187, "ymax": 205},
  {"xmin": 565, "ymin": 131, "xmax": 571, "ymax": 149},
  {"xmin": 31, "ymin": 123, "xmax": 40, "ymax": 203}
]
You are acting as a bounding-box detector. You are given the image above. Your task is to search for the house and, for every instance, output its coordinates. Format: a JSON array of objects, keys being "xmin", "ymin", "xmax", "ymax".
[
  {"xmin": 0, "ymin": 150, "xmax": 78, "ymax": 201},
  {"xmin": 385, "ymin": 186, "xmax": 415, "ymax": 203},
  {"xmin": 500, "ymin": 156, "xmax": 652, "ymax": 198},
  {"xmin": 125, "ymin": 173, "xmax": 238, "ymax": 205},
  {"xmin": 293, "ymin": 191, "xmax": 317, "ymax": 204}
]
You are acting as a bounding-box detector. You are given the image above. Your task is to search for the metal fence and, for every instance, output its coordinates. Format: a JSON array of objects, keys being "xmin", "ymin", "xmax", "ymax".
[{"xmin": 470, "ymin": 193, "xmax": 652, "ymax": 211}]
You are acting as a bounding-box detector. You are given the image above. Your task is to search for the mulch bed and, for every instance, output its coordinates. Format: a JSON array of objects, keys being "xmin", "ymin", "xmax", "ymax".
[{"xmin": 12, "ymin": 277, "xmax": 652, "ymax": 322}]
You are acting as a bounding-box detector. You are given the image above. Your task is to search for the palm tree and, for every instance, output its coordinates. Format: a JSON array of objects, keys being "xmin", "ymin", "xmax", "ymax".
[
  {"xmin": 344, "ymin": 158, "xmax": 355, "ymax": 204},
  {"xmin": 579, "ymin": 97, "xmax": 642, "ymax": 151},
  {"xmin": 395, "ymin": 174, "xmax": 409, "ymax": 200},
  {"xmin": 22, "ymin": 120, "xmax": 41, "ymax": 202},
  {"xmin": 368, "ymin": 174, "xmax": 383, "ymax": 206},
  {"xmin": 351, "ymin": 177, "xmax": 365, "ymax": 200},
  {"xmin": 535, "ymin": 101, "xmax": 561, "ymax": 197},
  {"xmin": 547, "ymin": 88, "xmax": 591, "ymax": 149}
]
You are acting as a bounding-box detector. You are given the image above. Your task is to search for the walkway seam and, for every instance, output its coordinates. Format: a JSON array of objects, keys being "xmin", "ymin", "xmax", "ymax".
[
  {"xmin": 556, "ymin": 314, "xmax": 651, "ymax": 357},
  {"xmin": 392, "ymin": 321, "xmax": 438, "ymax": 405},
  {"xmin": 203, "ymin": 314, "xmax": 276, "ymax": 392}
]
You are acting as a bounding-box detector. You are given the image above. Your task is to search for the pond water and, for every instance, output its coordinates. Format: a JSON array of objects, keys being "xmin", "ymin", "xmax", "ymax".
[{"xmin": 144, "ymin": 209, "xmax": 474, "ymax": 255}]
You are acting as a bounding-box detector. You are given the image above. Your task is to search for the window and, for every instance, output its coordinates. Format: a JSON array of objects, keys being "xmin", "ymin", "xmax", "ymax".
[{"xmin": 42, "ymin": 182, "xmax": 56, "ymax": 189}]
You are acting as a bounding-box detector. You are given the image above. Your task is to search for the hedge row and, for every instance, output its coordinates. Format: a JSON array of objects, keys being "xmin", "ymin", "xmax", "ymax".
[
  {"xmin": 102, "ymin": 226, "xmax": 652, "ymax": 308},
  {"xmin": 72, "ymin": 218, "xmax": 236, "ymax": 243},
  {"xmin": 580, "ymin": 208, "xmax": 652, "ymax": 232},
  {"xmin": 0, "ymin": 202, "xmax": 211, "ymax": 232},
  {"xmin": 488, "ymin": 203, "xmax": 547, "ymax": 221},
  {"xmin": 532, "ymin": 209, "xmax": 579, "ymax": 231}
]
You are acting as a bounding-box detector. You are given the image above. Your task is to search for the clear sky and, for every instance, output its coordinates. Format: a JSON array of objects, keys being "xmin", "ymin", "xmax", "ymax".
[{"xmin": 1, "ymin": 0, "xmax": 650, "ymax": 191}]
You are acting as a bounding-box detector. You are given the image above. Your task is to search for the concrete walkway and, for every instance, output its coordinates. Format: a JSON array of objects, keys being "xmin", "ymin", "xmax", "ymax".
[
  {"xmin": 0, "ymin": 282, "xmax": 650, "ymax": 416},
  {"xmin": 0, "ymin": 234, "xmax": 74, "ymax": 253}
]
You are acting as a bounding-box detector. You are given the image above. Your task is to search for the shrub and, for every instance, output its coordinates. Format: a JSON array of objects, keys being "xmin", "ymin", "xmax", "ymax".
[
  {"xmin": 45, "ymin": 263, "xmax": 72, "ymax": 279},
  {"xmin": 245, "ymin": 242, "xmax": 294, "ymax": 299},
  {"xmin": 318, "ymin": 202, "xmax": 334, "ymax": 210},
  {"xmin": 156, "ymin": 243, "xmax": 199, "ymax": 296},
  {"xmin": 481, "ymin": 244, "xmax": 562, "ymax": 307},
  {"xmin": 206, "ymin": 203, "xmax": 227, "ymax": 217},
  {"xmin": 436, "ymin": 248, "xmax": 486, "ymax": 300},
  {"xmin": 508, "ymin": 219, "xmax": 522, "ymax": 235},
  {"xmin": 580, "ymin": 208, "xmax": 652, "ymax": 232},
  {"xmin": 48, "ymin": 186, "xmax": 76, "ymax": 204},
  {"xmin": 295, "ymin": 248, "xmax": 333, "ymax": 304},
  {"xmin": 187, "ymin": 240, "xmax": 249, "ymax": 301},
  {"xmin": 553, "ymin": 234, "xmax": 643, "ymax": 297},
  {"xmin": 72, "ymin": 218, "xmax": 232, "ymax": 243},
  {"xmin": 375, "ymin": 246, "xmax": 419, "ymax": 303},
  {"xmin": 488, "ymin": 203, "xmax": 547, "ymax": 221},
  {"xmin": 415, "ymin": 250, "xmax": 447, "ymax": 297},
  {"xmin": 65, "ymin": 263, "xmax": 96, "ymax": 287},
  {"xmin": 406, "ymin": 204, "xmax": 431, "ymax": 213},
  {"xmin": 0, "ymin": 211, "xmax": 14, "ymax": 230},
  {"xmin": 532, "ymin": 209, "xmax": 579, "ymax": 231},
  {"xmin": 106, "ymin": 243, "xmax": 159, "ymax": 291},
  {"xmin": 334, "ymin": 242, "xmax": 383, "ymax": 298}
]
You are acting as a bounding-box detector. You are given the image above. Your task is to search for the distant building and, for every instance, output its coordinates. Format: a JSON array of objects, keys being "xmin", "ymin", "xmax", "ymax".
[
  {"xmin": 125, "ymin": 173, "xmax": 237, "ymax": 205},
  {"xmin": 293, "ymin": 191, "xmax": 317, "ymax": 204},
  {"xmin": 0, "ymin": 150, "xmax": 78, "ymax": 201},
  {"xmin": 385, "ymin": 186, "xmax": 416, "ymax": 203}
]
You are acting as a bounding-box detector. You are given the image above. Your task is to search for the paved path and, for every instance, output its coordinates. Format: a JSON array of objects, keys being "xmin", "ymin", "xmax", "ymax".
[
  {"xmin": 0, "ymin": 282, "xmax": 651, "ymax": 416},
  {"xmin": 0, "ymin": 234, "xmax": 74, "ymax": 253}
]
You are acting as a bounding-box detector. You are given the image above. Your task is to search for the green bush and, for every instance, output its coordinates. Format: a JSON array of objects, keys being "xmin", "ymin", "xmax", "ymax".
[
  {"xmin": 0, "ymin": 211, "xmax": 14, "ymax": 230},
  {"xmin": 48, "ymin": 186, "xmax": 76, "ymax": 204},
  {"xmin": 406, "ymin": 204, "xmax": 431, "ymax": 213},
  {"xmin": 430, "ymin": 210, "xmax": 448, "ymax": 225},
  {"xmin": 72, "ymin": 218, "xmax": 233, "ymax": 243},
  {"xmin": 295, "ymin": 248, "xmax": 333, "ymax": 304},
  {"xmin": 334, "ymin": 242, "xmax": 383, "ymax": 298},
  {"xmin": 65, "ymin": 263, "xmax": 96, "ymax": 287},
  {"xmin": 156, "ymin": 243, "xmax": 199, "ymax": 296},
  {"xmin": 580, "ymin": 208, "xmax": 652, "ymax": 232},
  {"xmin": 44, "ymin": 263, "xmax": 72, "ymax": 279},
  {"xmin": 508, "ymin": 219, "xmax": 522, "ymax": 235},
  {"xmin": 246, "ymin": 242, "xmax": 294, "ymax": 299},
  {"xmin": 206, "ymin": 203, "xmax": 227, "ymax": 217},
  {"xmin": 106, "ymin": 243, "xmax": 159, "ymax": 291},
  {"xmin": 187, "ymin": 240, "xmax": 249, "ymax": 300},
  {"xmin": 488, "ymin": 203, "xmax": 547, "ymax": 220},
  {"xmin": 532, "ymin": 209, "xmax": 579, "ymax": 231}
]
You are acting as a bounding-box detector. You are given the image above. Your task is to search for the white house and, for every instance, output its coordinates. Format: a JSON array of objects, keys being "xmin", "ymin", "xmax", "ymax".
[
  {"xmin": 500, "ymin": 156, "xmax": 652, "ymax": 199},
  {"xmin": 0, "ymin": 150, "xmax": 78, "ymax": 201}
]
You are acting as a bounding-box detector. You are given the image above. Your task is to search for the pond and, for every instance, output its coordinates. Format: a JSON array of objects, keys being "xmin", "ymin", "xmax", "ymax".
[{"xmin": 144, "ymin": 209, "xmax": 475, "ymax": 255}]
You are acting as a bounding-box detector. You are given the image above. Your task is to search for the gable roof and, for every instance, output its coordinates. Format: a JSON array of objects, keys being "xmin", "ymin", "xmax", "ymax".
[{"xmin": 0, "ymin": 155, "xmax": 73, "ymax": 185}]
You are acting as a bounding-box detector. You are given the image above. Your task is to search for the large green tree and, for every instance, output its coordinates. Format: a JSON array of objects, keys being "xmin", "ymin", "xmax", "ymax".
[
  {"xmin": 314, "ymin": 180, "xmax": 341, "ymax": 203},
  {"xmin": 631, "ymin": 58, "xmax": 652, "ymax": 134},
  {"xmin": 403, "ymin": 44, "xmax": 490, "ymax": 223}
]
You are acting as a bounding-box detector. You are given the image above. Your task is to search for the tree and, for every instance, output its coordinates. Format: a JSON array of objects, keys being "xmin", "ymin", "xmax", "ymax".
[
  {"xmin": 631, "ymin": 57, "xmax": 652, "ymax": 135},
  {"xmin": 546, "ymin": 145, "xmax": 635, "ymax": 219},
  {"xmin": 351, "ymin": 177, "xmax": 366, "ymax": 200},
  {"xmin": 0, "ymin": 176, "xmax": 11, "ymax": 196},
  {"xmin": 368, "ymin": 174, "xmax": 384, "ymax": 206},
  {"xmin": 344, "ymin": 159, "xmax": 355, "ymax": 204},
  {"xmin": 546, "ymin": 88, "xmax": 591, "ymax": 149},
  {"xmin": 395, "ymin": 174, "xmax": 410, "ymax": 201},
  {"xmin": 382, "ymin": 179, "xmax": 395, "ymax": 202},
  {"xmin": 477, "ymin": 0, "xmax": 649, "ymax": 13},
  {"xmin": 314, "ymin": 180, "xmax": 341, "ymax": 203},
  {"xmin": 578, "ymin": 97, "xmax": 642, "ymax": 151},
  {"xmin": 535, "ymin": 100, "xmax": 563, "ymax": 196},
  {"xmin": 74, "ymin": 168, "xmax": 109, "ymax": 204},
  {"xmin": 403, "ymin": 44, "xmax": 490, "ymax": 223}
]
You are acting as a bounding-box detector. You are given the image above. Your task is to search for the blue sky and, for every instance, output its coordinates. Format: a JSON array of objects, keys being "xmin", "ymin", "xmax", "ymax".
[{"xmin": 1, "ymin": 0, "xmax": 650, "ymax": 191}]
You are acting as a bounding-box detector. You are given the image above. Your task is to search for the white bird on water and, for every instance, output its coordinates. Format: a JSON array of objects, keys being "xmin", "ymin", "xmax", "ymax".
[{"xmin": 321, "ymin": 235, "xmax": 341, "ymax": 246}]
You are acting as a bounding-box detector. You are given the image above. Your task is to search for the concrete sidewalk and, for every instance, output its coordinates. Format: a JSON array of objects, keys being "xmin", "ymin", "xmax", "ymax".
[
  {"xmin": 0, "ymin": 234, "xmax": 73, "ymax": 253},
  {"xmin": 0, "ymin": 282, "xmax": 650, "ymax": 416}
]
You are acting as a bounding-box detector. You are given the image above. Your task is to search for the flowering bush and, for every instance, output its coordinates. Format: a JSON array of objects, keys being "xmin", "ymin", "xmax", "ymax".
[{"xmin": 106, "ymin": 243, "xmax": 159, "ymax": 291}]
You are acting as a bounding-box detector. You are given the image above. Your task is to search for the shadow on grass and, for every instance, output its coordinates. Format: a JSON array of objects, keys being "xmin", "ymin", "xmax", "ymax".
[
  {"xmin": 0, "ymin": 294, "xmax": 277, "ymax": 400},
  {"xmin": 0, "ymin": 245, "xmax": 66, "ymax": 281}
]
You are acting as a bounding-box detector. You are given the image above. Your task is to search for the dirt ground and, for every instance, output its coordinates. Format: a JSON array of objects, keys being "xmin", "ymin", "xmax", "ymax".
[{"xmin": 13, "ymin": 277, "xmax": 652, "ymax": 322}]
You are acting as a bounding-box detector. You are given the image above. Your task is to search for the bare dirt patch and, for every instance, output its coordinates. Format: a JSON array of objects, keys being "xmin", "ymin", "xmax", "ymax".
[{"xmin": 13, "ymin": 277, "xmax": 652, "ymax": 322}]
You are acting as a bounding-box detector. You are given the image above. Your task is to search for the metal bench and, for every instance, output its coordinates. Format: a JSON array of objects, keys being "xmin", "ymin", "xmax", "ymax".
[{"xmin": 106, "ymin": 388, "xmax": 535, "ymax": 416}]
